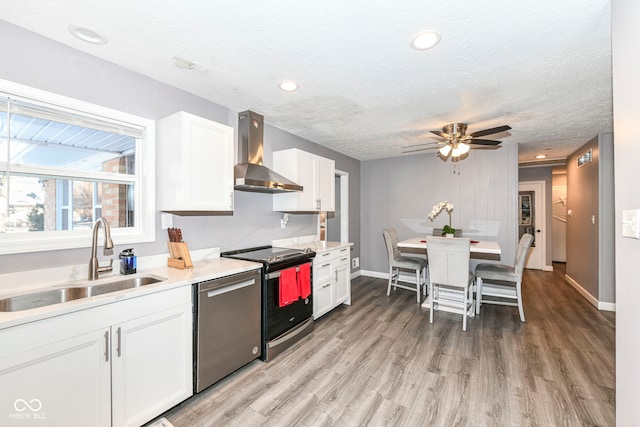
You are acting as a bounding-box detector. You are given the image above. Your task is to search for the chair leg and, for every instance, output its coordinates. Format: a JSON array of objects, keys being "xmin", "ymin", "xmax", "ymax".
[
  {"xmin": 422, "ymin": 266, "xmax": 428, "ymax": 297},
  {"xmin": 462, "ymin": 287, "xmax": 467, "ymax": 331},
  {"xmin": 387, "ymin": 266, "xmax": 393, "ymax": 296},
  {"xmin": 475, "ymin": 277, "xmax": 483, "ymax": 315},
  {"xmin": 429, "ymin": 282, "xmax": 434, "ymax": 324},
  {"xmin": 415, "ymin": 268, "xmax": 421, "ymax": 303},
  {"xmin": 516, "ymin": 280, "xmax": 525, "ymax": 322}
]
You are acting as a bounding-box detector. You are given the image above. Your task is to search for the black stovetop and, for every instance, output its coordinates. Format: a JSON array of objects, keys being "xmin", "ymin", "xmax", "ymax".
[{"xmin": 221, "ymin": 245, "xmax": 315, "ymax": 271}]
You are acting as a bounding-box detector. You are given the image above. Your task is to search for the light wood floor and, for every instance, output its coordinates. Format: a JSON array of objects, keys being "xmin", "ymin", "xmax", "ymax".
[{"xmin": 151, "ymin": 263, "xmax": 615, "ymax": 426}]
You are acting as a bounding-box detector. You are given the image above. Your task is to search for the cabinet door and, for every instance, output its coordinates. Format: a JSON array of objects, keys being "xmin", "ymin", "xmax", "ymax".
[
  {"xmin": 314, "ymin": 279, "xmax": 335, "ymax": 319},
  {"xmin": 158, "ymin": 112, "xmax": 234, "ymax": 212},
  {"xmin": 317, "ymin": 156, "xmax": 335, "ymax": 212},
  {"xmin": 0, "ymin": 329, "xmax": 111, "ymax": 427},
  {"xmin": 183, "ymin": 114, "xmax": 234, "ymax": 211},
  {"xmin": 111, "ymin": 304, "xmax": 193, "ymax": 427},
  {"xmin": 273, "ymin": 149, "xmax": 335, "ymax": 212},
  {"xmin": 334, "ymin": 255, "xmax": 351, "ymax": 306}
]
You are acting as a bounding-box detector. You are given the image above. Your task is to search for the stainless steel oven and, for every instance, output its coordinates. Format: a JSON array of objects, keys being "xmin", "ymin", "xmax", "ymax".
[{"xmin": 222, "ymin": 246, "xmax": 315, "ymax": 361}]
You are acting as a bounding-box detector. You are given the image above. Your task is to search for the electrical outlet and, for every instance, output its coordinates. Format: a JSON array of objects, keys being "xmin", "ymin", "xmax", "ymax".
[
  {"xmin": 352, "ymin": 257, "xmax": 359, "ymax": 269},
  {"xmin": 622, "ymin": 209, "xmax": 640, "ymax": 239},
  {"xmin": 161, "ymin": 213, "xmax": 173, "ymax": 230}
]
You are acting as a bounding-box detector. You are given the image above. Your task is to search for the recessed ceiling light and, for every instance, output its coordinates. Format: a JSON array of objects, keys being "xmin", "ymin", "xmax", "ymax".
[
  {"xmin": 172, "ymin": 56, "xmax": 195, "ymax": 70},
  {"xmin": 278, "ymin": 81, "xmax": 299, "ymax": 92},
  {"xmin": 68, "ymin": 24, "xmax": 108, "ymax": 45},
  {"xmin": 535, "ymin": 154, "xmax": 548, "ymax": 159},
  {"xmin": 410, "ymin": 30, "xmax": 441, "ymax": 50}
]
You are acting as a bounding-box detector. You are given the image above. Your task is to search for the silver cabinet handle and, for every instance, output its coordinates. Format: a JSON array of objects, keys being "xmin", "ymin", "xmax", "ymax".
[
  {"xmin": 322, "ymin": 283, "xmax": 331, "ymax": 289},
  {"xmin": 104, "ymin": 330, "xmax": 110, "ymax": 362},
  {"xmin": 229, "ymin": 192, "xmax": 234, "ymax": 210},
  {"xmin": 116, "ymin": 327, "xmax": 122, "ymax": 358},
  {"xmin": 316, "ymin": 198, "xmax": 321, "ymax": 210},
  {"xmin": 323, "ymin": 263, "xmax": 331, "ymax": 268}
]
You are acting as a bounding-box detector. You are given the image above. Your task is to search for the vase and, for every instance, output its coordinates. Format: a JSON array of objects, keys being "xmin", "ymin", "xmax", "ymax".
[{"xmin": 445, "ymin": 233, "xmax": 454, "ymax": 238}]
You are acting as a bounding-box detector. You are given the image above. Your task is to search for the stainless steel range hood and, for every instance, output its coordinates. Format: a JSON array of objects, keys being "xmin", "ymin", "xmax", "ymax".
[{"xmin": 234, "ymin": 110, "xmax": 303, "ymax": 193}]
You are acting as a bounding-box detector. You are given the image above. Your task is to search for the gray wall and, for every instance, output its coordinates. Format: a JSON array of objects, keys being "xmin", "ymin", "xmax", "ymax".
[
  {"xmin": 518, "ymin": 166, "xmax": 554, "ymax": 268},
  {"xmin": 0, "ymin": 21, "xmax": 361, "ymax": 274},
  {"xmin": 361, "ymin": 142, "xmax": 519, "ymax": 275},
  {"xmin": 565, "ymin": 134, "xmax": 614, "ymax": 303}
]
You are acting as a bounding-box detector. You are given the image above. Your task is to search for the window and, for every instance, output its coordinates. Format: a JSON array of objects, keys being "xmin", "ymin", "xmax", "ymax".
[{"xmin": 0, "ymin": 79, "xmax": 155, "ymax": 254}]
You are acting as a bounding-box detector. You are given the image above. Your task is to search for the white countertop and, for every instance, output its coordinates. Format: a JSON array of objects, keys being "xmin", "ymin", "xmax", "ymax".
[
  {"xmin": 284, "ymin": 240, "xmax": 353, "ymax": 253},
  {"xmin": 397, "ymin": 236, "xmax": 501, "ymax": 255},
  {"xmin": 272, "ymin": 235, "xmax": 352, "ymax": 254},
  {"xmin": 0, "ymin": 250, "xmax": 261, "ymax": 330}
]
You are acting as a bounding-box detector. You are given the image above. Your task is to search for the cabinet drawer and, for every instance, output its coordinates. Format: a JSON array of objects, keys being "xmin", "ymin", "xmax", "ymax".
[
  {"xmin": 315, "ymin": 246, "xmax": 350, "ymax": 263},
  {"xmin": 314, "ymin": 260, "xmax": 333, "ymax": 283}
]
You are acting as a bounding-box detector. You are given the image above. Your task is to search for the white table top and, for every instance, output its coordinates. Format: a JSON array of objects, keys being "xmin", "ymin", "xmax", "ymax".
[{"xmin": 397, "ymin": 237, "xmax": 502, "ymax": 255}]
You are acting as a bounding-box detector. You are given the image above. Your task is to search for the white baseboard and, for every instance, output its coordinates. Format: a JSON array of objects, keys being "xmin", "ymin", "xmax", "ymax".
[
  {"xmin": 360, "ymin": 270, "xmax": 387, "ymax": 279},
  {"xmin": 350, "ymin": 270, "xmax": 361, "ymax": 280},
  {"xmin": 564, "ymin": 274, "xmax": 616, "ymax": 312},
  {"xmin": 543, "ymin": 264, "xmax": 554, "ymax": 272}
]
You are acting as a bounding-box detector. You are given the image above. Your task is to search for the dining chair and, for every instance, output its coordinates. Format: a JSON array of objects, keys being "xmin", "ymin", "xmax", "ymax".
[
  {"xmin": 426, "ymin": 236, "xmax": 474, "ymax": 331},
  {"xmin": 382, "ymin": 228, "xmax": 427, "ymax": 303},
  {"xmin": 474, "ymin": 233, "xmax": 534, "ymax": 322}
]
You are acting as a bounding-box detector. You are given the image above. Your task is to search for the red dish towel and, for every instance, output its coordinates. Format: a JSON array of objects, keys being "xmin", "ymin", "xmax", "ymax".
[
  {"xmin": 279, "ymin": 267, "xmax": 299, "ymax": 307},
  {"xmin": 297, "ymin": 263, "xmax": 311, "ymax": 299}
]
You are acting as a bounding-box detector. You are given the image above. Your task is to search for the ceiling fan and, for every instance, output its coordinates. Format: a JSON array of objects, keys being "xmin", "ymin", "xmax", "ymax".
[{"xmin": 404, "ymin": 123, "xmax": 512, "ymax": 159}]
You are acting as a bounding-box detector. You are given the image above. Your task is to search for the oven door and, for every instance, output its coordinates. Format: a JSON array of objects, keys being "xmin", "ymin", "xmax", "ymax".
[{"xmin": 265, "ymin": 263, "xmax": 313, "ymax": 341}]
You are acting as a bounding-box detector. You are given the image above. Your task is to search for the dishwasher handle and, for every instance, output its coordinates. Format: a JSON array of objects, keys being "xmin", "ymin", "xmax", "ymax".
[{"xmin": 204, "ymin": 279, "xmax": 256, "ymax": 298}]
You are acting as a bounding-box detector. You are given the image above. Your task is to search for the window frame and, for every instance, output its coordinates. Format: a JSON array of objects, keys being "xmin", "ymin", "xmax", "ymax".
[{"xmin": 0, "ymin": 79, "xmax": 155, "ymax": 254}]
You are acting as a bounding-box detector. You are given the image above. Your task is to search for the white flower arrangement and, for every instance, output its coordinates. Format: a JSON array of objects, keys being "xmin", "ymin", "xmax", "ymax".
[{"xmin": 428, "ymin": 201, "xmax": 454, "ymax": 227}]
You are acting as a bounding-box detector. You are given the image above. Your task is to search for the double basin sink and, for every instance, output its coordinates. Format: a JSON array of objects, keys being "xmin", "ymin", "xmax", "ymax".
[{"xmin": 0, "ymin": 276, "xmax": 165, "ymax": 312}]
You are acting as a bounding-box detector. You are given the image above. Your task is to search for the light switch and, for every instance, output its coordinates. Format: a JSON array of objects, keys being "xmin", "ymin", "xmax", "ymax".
[{"xmin": 622, "ymin": 209, "xmax": 640, "ymax": 239}]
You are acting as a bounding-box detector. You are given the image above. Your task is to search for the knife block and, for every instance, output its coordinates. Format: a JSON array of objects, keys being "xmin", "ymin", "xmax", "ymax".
[{"xmin": 167, "ymin": 241, "xmax": 194, "ymax": 269}]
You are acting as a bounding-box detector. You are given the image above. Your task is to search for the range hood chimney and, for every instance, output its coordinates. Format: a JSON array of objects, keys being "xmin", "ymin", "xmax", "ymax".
[{"xmin": 234, "ymin": 110, "xmax": 303, "ymax": 193}]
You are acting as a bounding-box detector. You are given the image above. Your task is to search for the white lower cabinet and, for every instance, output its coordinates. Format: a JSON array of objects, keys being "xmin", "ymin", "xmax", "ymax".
[
  {"xmin": 313, "ymin": 247, "xmax": 351, "ymax": 319},
  {"xmin": 111, "ymin": 304, "xmax": 192, "ymax": 427},
  {"xmin": 0, "ymin": 286, "xmax": 192, "ymax": 427}
]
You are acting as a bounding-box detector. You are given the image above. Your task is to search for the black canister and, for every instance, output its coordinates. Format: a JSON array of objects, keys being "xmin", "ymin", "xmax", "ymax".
[{"xmin": 119, "ymin": 248, "xmax": 137, "ymax": 275}]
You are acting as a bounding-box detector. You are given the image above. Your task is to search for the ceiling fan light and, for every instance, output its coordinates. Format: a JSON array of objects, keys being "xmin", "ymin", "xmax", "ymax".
[
  {"xmin": 451, "ymin": 143, "xmax": 470, "ymax": 157},
  {"xmin": 439, "ymin": 145, "xmax": 452, "ymax": 157}
]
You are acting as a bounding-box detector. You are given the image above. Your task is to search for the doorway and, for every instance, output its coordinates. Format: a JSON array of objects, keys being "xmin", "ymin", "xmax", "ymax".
[
  {"xmin": 519, "ymin": 181, "xmax": 546, "ymax": 270},
  {"xmin": 327, "ymin": 170, "xmax": 349, "ymax": 243}
]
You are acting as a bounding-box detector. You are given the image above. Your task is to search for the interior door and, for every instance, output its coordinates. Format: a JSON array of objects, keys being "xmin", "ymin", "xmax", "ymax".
[{"xmin": 519, "ymin": 181, "xmax": 545, "ymax": 270}]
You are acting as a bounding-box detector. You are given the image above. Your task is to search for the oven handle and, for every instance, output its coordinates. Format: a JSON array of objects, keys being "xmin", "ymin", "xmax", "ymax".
[
  {"xmin": 205, "ymin": 279, "xmax": 256, "ymax": 298},
  {"xmin": 266, "ymin": 262, "xmax": 311, "ymax": 280}
]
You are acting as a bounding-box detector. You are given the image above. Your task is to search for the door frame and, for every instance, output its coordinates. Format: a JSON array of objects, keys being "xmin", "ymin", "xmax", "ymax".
[
  {"xmin": 336, "ymin": 170, "xmax": 349, "ymax": 243},
  {"xmin": 519, "ymin": 180, "xmax": 551, "ymax": 271}
]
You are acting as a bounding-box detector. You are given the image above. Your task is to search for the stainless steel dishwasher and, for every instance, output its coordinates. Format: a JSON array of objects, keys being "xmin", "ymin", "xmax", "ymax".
[{"xmin": 194, "ymin": 268, "xmax": 261, "ymax": 393}]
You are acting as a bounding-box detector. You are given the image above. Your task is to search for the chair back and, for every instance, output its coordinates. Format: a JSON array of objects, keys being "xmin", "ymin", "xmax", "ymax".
[
  {"xmin": 514, "ymin": 233, "xmax": 535, "ymax": 277},
  {"xmin": 426, "ymin": 236, "xmax": 471, "ymax": 289},
  {"xmin": 382, "ymin": 228, "xmax": 402, "ymax": 262}
]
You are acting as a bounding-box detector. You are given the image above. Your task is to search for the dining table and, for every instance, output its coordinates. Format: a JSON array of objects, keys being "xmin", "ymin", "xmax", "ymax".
[
  {"xmin": 397, "ymin": 237, "xmax": 501, "ymax": 256},
  {"xmin": 396, "ymin": 236, "xmax": 502, "ymax": 312}
]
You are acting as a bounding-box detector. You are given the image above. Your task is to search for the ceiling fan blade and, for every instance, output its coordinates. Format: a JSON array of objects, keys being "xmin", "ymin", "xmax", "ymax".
[
  {"xmin": 402, "ymin": 142, "xmax": 441, "ymax": 149},
  {"xmin": 468, "ymin": 144, "xmax": 500, "ymax": 150},
  {"xmin": 468, "ymin": 139, "xmax": 502, "ymax": 146},
  {"xmin": 403, "ymin": 146, "xmax": 441, "ymax": 153},
  {"xmin": 469, "ymin": 125, "xmax": 511, "ymax": 138},
  {"xmin": 430, "ymin": 130, "xmax": 451, "ymax": 139}
]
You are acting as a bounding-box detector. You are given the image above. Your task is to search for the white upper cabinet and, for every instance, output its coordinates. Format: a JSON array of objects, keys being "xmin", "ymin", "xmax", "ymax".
[
  {"xmin": 272, "ymin": 148, "xmax": 335, "ymax": 212},
  {"xmin": 157, "ymin": 112, "xmax": 234, "ymax": 214}
]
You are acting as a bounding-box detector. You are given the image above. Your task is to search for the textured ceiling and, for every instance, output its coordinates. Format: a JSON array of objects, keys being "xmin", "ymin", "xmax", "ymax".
[{"xmin": 0, "ymin": 0, "xmax": 613, "ymax": 162}]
